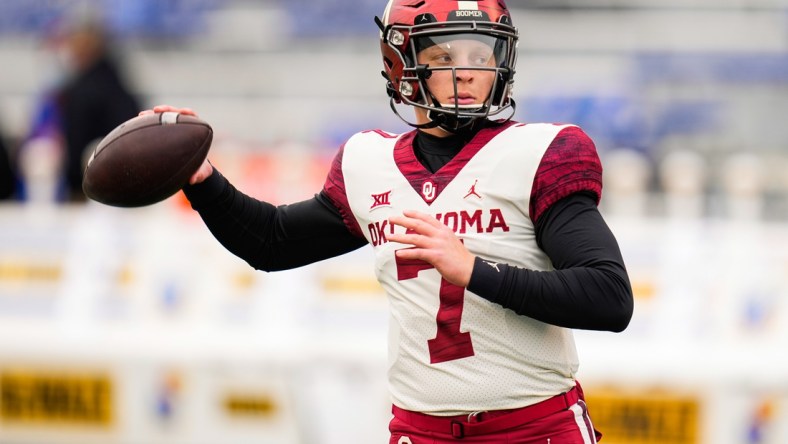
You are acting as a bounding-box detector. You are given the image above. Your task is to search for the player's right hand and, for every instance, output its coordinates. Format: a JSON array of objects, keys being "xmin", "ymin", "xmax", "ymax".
[
  {"xmin": 138, "ymin": 104, "xmax": 213, "ymax": 185},
  {"xmin": 188, "ymin": 159, "xmax": 214, "ymax": 185},
  {"xmin": 388, "ymin": 210, "xmax": 476, "ymax": 287}
]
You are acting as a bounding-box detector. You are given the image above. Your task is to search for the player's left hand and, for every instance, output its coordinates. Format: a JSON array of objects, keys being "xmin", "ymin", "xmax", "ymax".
[{"xmin": 388, "ymin": 210, "xmax": 475, "ymax": 287}]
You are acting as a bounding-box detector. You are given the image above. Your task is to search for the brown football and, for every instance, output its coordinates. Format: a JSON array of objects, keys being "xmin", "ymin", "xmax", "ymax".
[{"xmin": 82, "ymin": 112, "xmax": 212, "ymax": 207}]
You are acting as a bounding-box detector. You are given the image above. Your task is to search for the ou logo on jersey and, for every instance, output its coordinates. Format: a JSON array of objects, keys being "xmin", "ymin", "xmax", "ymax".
[{"xmin": 421, "ymin": 180, "xmax": 437, "ymax": 202}]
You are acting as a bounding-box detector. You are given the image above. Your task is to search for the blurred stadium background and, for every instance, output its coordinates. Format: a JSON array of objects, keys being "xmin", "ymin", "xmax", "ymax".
[{"xmin": 1, "ymin": 0, "xmax": 787, "ymax": 443}]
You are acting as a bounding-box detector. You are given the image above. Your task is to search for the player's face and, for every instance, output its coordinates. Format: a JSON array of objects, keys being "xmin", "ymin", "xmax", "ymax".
[{"xmin": 413, "ymin": 36, "xmax": 499, "ymax": 128}]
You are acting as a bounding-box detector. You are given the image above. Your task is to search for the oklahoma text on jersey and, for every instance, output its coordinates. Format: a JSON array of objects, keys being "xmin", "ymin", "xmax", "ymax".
[{"xmin": 368, "ymin": 208, "xmax": 510, "ymax": 247}]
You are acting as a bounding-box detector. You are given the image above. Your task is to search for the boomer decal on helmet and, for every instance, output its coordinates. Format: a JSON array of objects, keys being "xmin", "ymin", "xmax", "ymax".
[{"xmin": 376, "ymin": 0, "xmax": 519, "ymax": 133}]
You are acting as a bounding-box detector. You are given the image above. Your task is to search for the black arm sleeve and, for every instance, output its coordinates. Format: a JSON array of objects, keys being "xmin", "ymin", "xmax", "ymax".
[
  {"xmin": 467, "ymin": 192, "xmax": 633, "ymax": 332},
  {"xmin": 183, "ymin": 169, "xmax": 367, "ymax": 271}
]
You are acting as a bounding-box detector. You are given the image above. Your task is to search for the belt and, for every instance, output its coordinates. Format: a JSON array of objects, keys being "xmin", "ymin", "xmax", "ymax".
[{"xmin": 392, "ymin": 386, "xmax": 580, "ymax": 439}]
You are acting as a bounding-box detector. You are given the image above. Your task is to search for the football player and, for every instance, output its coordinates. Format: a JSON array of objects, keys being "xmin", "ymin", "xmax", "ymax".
[{"xmin": 143, "ymin": 0, "xmax": 633, "ymax": 442}]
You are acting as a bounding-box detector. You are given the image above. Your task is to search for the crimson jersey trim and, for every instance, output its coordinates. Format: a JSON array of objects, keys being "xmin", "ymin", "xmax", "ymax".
[
  {"xmin": 322, "ymin": 142, "xmax": 365, "ymax": 238},
  {"xmin": 529, "ymin": 126, "xmax": 603, "ymax": 224},
  {"xmin": 394, "ymin": 121, "xmax": 518, "ymax": 205},
  {"xmin": 323, "ymin": 123, "xmax": 602, "ymax": 237}
]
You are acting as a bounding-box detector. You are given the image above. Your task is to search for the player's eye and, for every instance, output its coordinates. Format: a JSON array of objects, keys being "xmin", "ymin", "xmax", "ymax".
[
  {"xmin": 469, "ymin": 51, "xmax": 493, "ymax": 66},
  {"xmin": 431, "ymin": 52, "xmax": 452, "ymax": 65}
]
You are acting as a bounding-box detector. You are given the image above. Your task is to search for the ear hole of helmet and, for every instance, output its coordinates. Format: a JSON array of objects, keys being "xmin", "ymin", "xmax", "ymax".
[{"xmin": 381, "ymin": 71, "xmax": 398, "ymax": 100}]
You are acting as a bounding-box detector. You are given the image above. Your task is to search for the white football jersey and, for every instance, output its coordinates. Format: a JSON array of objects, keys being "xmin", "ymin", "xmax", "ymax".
[{"xmin": 325, "ymin": 122, "xmax": 585, "ymax": 415}]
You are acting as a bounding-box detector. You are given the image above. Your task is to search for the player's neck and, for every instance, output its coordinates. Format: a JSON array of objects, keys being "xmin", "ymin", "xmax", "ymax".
[
  {"xmin": 420, "ymin": 125, "xmax": 453, "ymax": 138},
  {"xmin": 417, "ymin": 117, "xmax": 487, "ymax": 139}
]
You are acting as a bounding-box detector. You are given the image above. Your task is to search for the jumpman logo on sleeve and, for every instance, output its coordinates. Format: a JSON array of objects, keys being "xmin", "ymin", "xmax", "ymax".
[{"xmin": 483, "ymin": 261, "xmax": 500, "ymax": 272}]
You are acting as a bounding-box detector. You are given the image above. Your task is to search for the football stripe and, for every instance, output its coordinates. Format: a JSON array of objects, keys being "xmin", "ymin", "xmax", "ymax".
[{"xmin": 161, "ymin": 112, "xmax": 179, "ymax": 125}]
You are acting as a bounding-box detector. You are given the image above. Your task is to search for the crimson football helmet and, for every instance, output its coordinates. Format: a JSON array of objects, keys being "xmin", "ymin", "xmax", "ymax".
[{"xmin": 376, "ymin": 0, "xmax": 518, "ymax": 132}]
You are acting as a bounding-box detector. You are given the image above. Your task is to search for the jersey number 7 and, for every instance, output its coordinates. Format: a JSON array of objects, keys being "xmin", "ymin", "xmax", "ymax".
[{"xmin": 395, "ymin": 251, "xmax": 475, "ymax": 364}]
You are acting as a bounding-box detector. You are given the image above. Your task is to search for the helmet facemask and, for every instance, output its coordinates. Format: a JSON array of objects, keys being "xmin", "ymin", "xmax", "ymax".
[{"xmin": 378, "ymin": 13, "xmax": 518, "ymax": 134}]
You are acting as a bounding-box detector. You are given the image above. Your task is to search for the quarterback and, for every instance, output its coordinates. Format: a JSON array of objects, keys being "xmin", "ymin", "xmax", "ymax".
[{"xmin": 144, "ymin": 0, "xmax": 633, "ymax": 442}]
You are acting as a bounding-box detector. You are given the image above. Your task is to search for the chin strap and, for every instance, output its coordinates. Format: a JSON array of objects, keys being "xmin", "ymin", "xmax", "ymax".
[
  {"xmin": 428, "ymin": 109, "xmax": 479, "ymax": 133},
  {"xmin": 388, "ymin": 97, "xmax": 517, "ymax": 134},
  {"xmin": 438, "ymin": 99, "xmax": 517, "ymax": 134}
]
